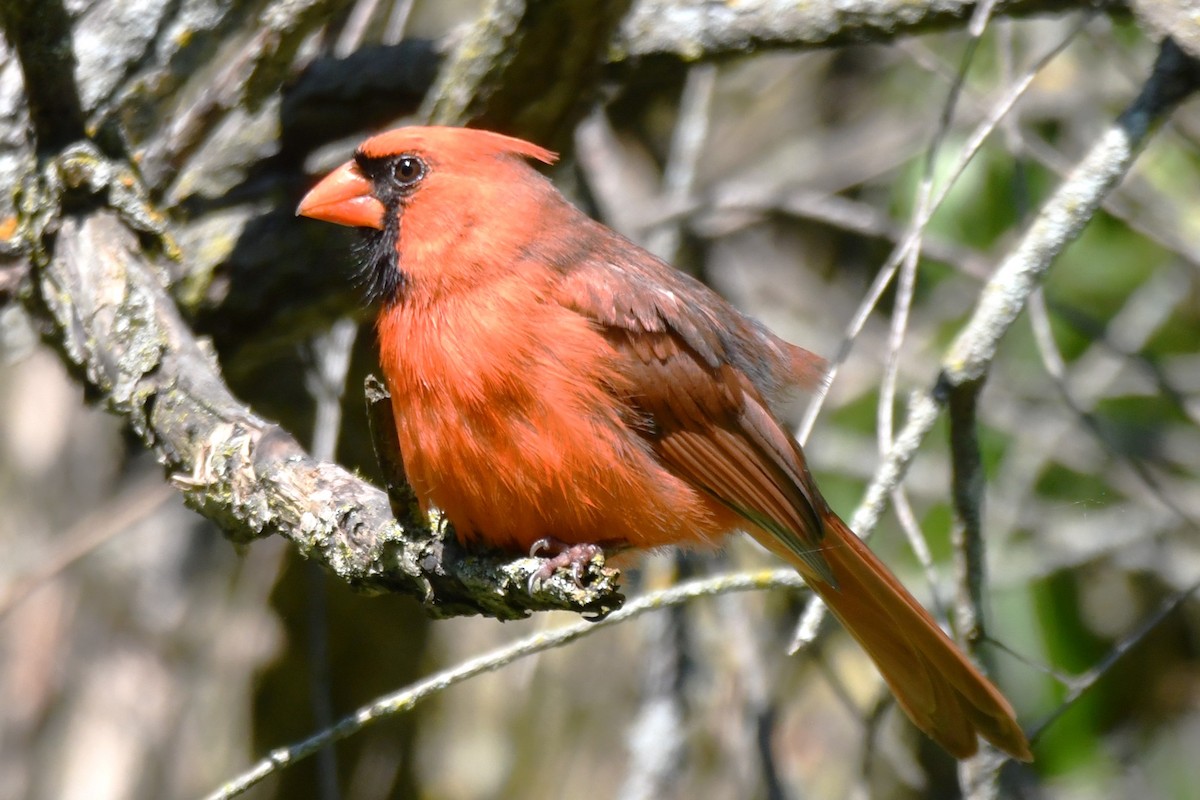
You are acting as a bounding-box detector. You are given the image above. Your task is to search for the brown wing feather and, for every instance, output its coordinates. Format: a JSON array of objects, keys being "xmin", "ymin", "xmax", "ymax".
[
  {"xmin": 611, "ymin": 331, "xmax": 836, "ymax": 584},
  {"xmin": 541, "ymin": 214, "xmax": 826, "ymax": 398},
  {"xmin": 543, "ymin": 215, "xmax": 835, "ymax": 582}
]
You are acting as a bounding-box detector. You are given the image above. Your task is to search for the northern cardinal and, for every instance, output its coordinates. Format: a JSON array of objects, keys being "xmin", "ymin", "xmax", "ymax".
[{"xmin": 297, "ymin": 126, "xmax": 1032, "ymax": 762}]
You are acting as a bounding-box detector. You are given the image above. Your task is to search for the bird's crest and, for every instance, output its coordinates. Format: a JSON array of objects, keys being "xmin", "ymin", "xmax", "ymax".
[{"xmin": 357, "ymin": 126, "xmax": 558, "ymax": 167}]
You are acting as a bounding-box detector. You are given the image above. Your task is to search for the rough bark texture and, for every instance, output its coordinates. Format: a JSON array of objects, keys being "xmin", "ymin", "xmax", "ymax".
[{"xmin": 612, "ymin": 0, "xmax": 1111, "ymax": 60}]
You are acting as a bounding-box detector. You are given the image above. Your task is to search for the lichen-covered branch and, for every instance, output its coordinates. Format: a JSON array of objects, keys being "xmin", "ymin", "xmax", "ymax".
[
  {"xmin": 613, "ymin": 0, "xmax": 1102, "ymax": 61},
  {"xmin": 15, "ymin": 143, "xmax": 623, "ymax": 621}
]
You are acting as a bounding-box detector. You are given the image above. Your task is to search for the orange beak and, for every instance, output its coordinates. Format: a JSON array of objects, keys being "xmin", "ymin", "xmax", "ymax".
[{"xmin": 296, "ymin": 161, "xmax": 386, "ymax": 229}]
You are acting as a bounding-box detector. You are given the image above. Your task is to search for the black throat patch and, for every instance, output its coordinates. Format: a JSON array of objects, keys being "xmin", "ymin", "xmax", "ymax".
[{"xmin": 354, "ymin": 208, "xmax": 405, "ymax": 306}]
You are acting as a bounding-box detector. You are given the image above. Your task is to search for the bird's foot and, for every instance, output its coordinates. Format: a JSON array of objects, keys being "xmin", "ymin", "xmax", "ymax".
[{"xmin": 527, "ymin": 538, "xmax": 605, "ymax": 594}]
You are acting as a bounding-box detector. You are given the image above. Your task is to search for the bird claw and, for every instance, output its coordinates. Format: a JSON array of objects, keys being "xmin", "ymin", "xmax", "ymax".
[{"xmin": 527, "ymin": 539, "xmax": 605, "ymax": 594}]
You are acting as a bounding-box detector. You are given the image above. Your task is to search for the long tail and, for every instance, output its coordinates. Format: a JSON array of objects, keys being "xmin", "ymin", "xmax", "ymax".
[{"xmin": 767, "ymin": 512, "xmax": 1033, "ymax": 761}]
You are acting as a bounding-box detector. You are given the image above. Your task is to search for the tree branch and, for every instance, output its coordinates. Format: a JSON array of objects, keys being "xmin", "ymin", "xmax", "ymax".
[
  {"xmin": 422, "ymin": 0, "xmax": 634, "ymax": 149},
  {"xmin": 613, "ymin": 0, "xmax": 1104, "ymax": 61},
  {"xmin": 15, "ymin": 142, "xmax": 623, "ymax": 621}
]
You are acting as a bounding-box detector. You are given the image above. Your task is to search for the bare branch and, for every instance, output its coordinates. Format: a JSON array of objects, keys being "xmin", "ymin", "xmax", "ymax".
[
  {"xmin": 1027, "ymin": 578, "xmax": 1200, "ymax": 744},
  {"xmin": 15, "ymin": 142, "xmax": 623, "ymax": 622},
  {"xmin": 613, "ymin": 0, "xmax": 1100, "ymax": 61},
  {"xmin": 797, "ymin": 13, "xmax": 1087, "ymax": 445},
  {"xmin": 422, "ymin": 0, "xmax": 634, "ymax": 147},
  {"xmin": 942, "ymin": 39, "xmax": 1200, "ymax": 387}
]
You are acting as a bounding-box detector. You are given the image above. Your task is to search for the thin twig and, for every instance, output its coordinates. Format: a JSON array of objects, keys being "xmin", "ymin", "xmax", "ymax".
[
  {"xmin": 874, "ymin": 7, "xmax": 1002, "ymax": 682},
  {"xmin": 1028, "ymin": 282, "xmax": 1199, "ymax": 530},
  {"xmin": 643, "ymin": 63, "xmax": 717, "ymax": 260},
  {"xmin": 1027, "ymin": 578, "xmax": 1200, "ymax": 744},
  {"xmin": 949, "ymin": 9, "xmax": 1016, "ymax": 797},
  {"xmin": 382, "ymin": 0, "xmax": 416, "ymax": 45},
  {"xmin": 621, "ymin": 62, "xmax": 718, "ymax": 800},
  {"xmin": 891, "ymin": 488, "xmax": 948, "ymax": 619},
  {"xmin": 794, "ymin": 5, "xmax": 1085, "ymax": 654},
  {"xmin": 691, "ymin": 186, "xmax": 992, "ymax": 279},
  {"xmin": 335, "ymin": 0, "xmax": 386, "ymax": 57},
  {"xmin": 796, "ymin": 13, "xmax": 1088, "ymax": 445},
  {"xmin": 200, "ymin": 569, "xmax": 808, "ymax": 800}
]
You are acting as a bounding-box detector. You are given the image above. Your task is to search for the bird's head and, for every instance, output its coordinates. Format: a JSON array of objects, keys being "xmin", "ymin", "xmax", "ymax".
[{"xmin": 298, "ymin": 126, "xmax": 559, "ymax": 303}]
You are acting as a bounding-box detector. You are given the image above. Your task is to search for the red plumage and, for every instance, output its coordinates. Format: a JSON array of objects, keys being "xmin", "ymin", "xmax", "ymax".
[{"xmin": 298, "ymin": 125, "xmax": 1032, "ymax": 762}]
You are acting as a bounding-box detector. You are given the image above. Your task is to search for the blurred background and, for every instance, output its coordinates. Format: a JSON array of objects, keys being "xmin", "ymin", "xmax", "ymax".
[{"xmin": 2, "ymin": 1, "xmax": 1199, "ymax": 798}]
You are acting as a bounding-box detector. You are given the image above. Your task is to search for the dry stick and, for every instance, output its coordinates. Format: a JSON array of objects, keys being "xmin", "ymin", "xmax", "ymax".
[
  {"xmin": 947, "ymin": 379, "xmax": 1001, "ymax": 797},
  {"xmin": 905, "ymin": 36, "xmax": 1200, "ymax": 273},
  {"xmin": 335, "ymin": 0, "xmax": 386, "ymax": 57},
  {"xmin": 200, "ymin": 569, "xmax": 808, "ymax": 800},
  {"xmin": 853, "ymin": 7, "xmax": 1001, "ymax": 761},
  {"xmin": 942, "ymin": 37, "xmax": 1199, "ymax": 387},
  {"xmin": 938, "ymin": 31, "xmax": 1198, "ymax": 546},
  {"xmin": 382, "ymin": 0, "xmax": 416, "ymax": 45},
  {"xmin": 918, "ymin": 38, "xmax": 1198, "ymax": 597},
  {"xmin": 795, "ymin": 13, "xmax": 1086, "ymax": 445},
  {"xmin": 694, "ymin": 187, "xmax": 993, "ymax": 280},
  {"xmin": 1028, "ymin": 281, "xmax": 1198, "ymax": 529},
  {"xmin": 880, "ymin": 2, "xmax": 1000, "ymax": 654},
  {"xmin": 891, "ymin": 489, "xmax": 946, "ymax": 617},
  {"xmin": 1027, "ymin": 578, "xmax": 1200, "ymax": 744},
  {"xmin": 949, "ymin": 12, "xmax": 1017, "ymax": 798},
  {"xmin": 653, "ymin": 63, "xmax": 789, "ymax": 795}
]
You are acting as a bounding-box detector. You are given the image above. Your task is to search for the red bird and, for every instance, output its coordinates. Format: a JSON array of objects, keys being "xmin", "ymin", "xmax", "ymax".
[{"xmin": 297, "ymin": 126, "xmax": 1032, "ymax": 762}]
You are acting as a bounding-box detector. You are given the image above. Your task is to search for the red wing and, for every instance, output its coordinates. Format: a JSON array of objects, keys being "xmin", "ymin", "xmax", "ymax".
[
  {"xmin": 544, "ymin": 215, "xmax": 827, "ymax": 398},
  {"xmin": 546, "ymin": 221, "xmax": 834, "ymax": 582},
  {"xmin": 610, "ymin": 328, "xmax": 835, "ymax": 584}
]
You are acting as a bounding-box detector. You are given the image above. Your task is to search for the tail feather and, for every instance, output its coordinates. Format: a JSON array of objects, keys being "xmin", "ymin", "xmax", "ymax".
[{"xmin": 764, "ymin": 513, "xmax": 1033, "ymax": 761}]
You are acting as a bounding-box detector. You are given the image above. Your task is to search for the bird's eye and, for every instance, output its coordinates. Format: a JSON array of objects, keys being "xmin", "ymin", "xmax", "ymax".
[{"xmin": 393, "ymin": 156, "xmax": 425, "ymax": 187}]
